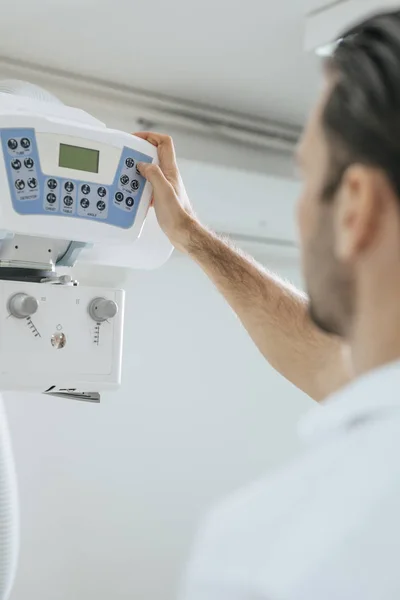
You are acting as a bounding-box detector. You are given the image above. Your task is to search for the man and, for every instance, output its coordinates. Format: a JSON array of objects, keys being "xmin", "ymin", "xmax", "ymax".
[{"xmin": 139, "ymin": 9, "xmax": 400, "ymax": 599}]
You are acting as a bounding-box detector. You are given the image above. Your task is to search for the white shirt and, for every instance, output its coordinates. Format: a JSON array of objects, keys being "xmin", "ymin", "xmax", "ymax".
[{"xmin": 180, "ymin": 361, "xmax": 400, "ymax": 600}]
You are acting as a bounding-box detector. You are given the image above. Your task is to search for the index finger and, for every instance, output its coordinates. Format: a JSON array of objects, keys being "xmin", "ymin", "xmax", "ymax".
[{"xmin": 133, "ymin": 131, "xmax": 177, "ymax": 173}]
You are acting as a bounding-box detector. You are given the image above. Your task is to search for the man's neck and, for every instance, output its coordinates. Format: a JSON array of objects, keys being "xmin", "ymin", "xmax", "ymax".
[{"xmin": 350, "ymin": 277, "xmax": 400, "ymax": 377}]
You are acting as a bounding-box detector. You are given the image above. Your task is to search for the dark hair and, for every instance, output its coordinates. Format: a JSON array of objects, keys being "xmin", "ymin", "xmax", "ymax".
[{"xmin": 321, "ymin": 10, "xmax": 400, "ymax": 200}]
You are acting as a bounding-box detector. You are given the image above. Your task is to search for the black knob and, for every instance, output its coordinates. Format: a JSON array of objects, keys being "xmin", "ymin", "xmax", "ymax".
[
  {"xmin": 64, "ymin": 195, "xmax": 73, "ymax": 207},
  {"xmin": 8, "ymin": 139, "xmax": 18, "ymax": 150},
  {"xmin": 47, "ymin": 179, "xmax": 58, "ymax": 190},
  {"xmin": 125, "ymin": 196, "xmax": 134, "ymax": 208},
  {"xmin": 81, "ymin": 184, "xmax": 91, "ymax": 195},
  {"xmin": 47, "ymin": 193, "xmax": 56, "ymax": 204},
  {"xmin": 80, "ymin": 198, "xmax": 90, "ymax": 209},
  {"xmin": 11, "ymin": 159, "xmax": 21, "ymax": 170},
  {"xmin": 65, "ymin": 181, "xmax": 74, "ymax": 193},
  {"xmin": 24, "ymin": 158, "xmax": 34, "ymax": 169},
  {"xmin": 20, "ymin": 138, "xmax": 31, "ymax": 149}
]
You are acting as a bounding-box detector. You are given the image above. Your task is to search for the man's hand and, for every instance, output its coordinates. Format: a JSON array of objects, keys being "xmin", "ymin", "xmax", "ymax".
[{"xmin": 135, "ymin": 132, "xmax": 197, "ymax": 252}]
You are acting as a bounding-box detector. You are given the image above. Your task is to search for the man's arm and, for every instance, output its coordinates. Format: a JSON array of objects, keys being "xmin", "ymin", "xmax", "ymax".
[{"xmin": 136, "ymin": 132, "xmax": 351, "ymax": 401}]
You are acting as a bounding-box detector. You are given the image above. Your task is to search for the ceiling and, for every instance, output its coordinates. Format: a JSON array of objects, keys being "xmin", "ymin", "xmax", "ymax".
[{"xmin": 0, "ymin": 0, "xmax": 326, "ymax": 127}]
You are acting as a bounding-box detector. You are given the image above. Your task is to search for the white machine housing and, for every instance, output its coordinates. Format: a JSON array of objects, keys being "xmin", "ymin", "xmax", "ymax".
[{"xmin": 0, "ymin": 81, "xmax": 173, "ymax": 399}]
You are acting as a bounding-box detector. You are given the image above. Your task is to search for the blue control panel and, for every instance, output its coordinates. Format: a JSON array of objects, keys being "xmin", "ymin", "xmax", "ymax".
[{"xmin": 1, "ymin": 128, "xmax": 153, "ymax": 229}]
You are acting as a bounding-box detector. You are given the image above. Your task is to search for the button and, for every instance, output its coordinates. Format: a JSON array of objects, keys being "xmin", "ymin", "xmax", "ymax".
[
  {"xmin": 47, "ymin": 179, "xmax": 58, "ymax": 190},
  {"xmin": 8, "ymin": 139, "xmax": 18, "ymax": 150},
  {"xmin": 125, "ymin": 196, "xmax": 134, "ymax": 208},
  {"xmin": 11, "ymin": 159, "xmax": 21, "ymax": 170},
  {"xmin": 81, "ymin": 184, "xmax": 91, "ymax": 195},
  {"xmin": 125, "ymin": 157, "xmax": 135, "ymax": 169},
  {"xmin": 20, "ymin": 138, "xmax": 31, "ymax": 150},
  {"xmin": 27, "ymin": 177, "xmax": 37, "ymax": 189},
  {"xmin": 115, "ymin": 191, "xmax": 124, "ymax": 202},
  {"xmin": 97, "ymin": 200, "xmax": 106, "ymax": 211},
  {"xmin": 46, "ymin": 193, "xmax": 56, "ymax": 204},
  {"xmin": 24, "ymin": 158, "xmax": 34, "ymax": 169},
  {"xmin": 8, "ymin": 293, "xmax": 38, "ymax": 319},
  {"xmin": 135, "ymin": 164, "xmax": 141, "ymax": 175},
  {"xmin": 80, "ymin": 198, "xmax": 90, "ymax": 209},
  {"xmin": 97, "ymin": 186, "xmax": 106, "ymax": 197},
  {"xmin": 15, "ymin": 179, "xmax": 25, "ymax": 191},
  {"xmin": 131, "ymin": 179, "xmax": 139, "ymax": 191},
  {"xmin": 63, "ymin": 195, "xmax": 73, "ymax": 207},
  {"xmin": 65, "ymin": 181, "xmax": 74, "ymax": 193},
  {"xmin": 120, "ymin": 175, "xmax": 129, "ymax": 186}
]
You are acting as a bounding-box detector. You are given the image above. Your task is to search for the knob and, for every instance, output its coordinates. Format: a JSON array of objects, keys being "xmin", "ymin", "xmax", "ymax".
[
  {"xmin": 9, "ymin": 293, "xmax": 39, "ymax": 319},
  {"xmin": 89, "ymin": 298, "xmax": 118, "ymax": 322}
]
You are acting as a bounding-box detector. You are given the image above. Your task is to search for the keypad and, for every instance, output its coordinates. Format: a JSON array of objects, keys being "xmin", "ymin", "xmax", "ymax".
[{"xmin": 3, "ymin": 127, "xmax": 150, "ymax": 227}]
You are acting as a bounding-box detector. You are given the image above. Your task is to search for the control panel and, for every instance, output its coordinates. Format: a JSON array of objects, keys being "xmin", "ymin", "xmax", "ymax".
[
  {"xmin": 0, "ymin": 280, "xmax": 124, "ymax": 394},
  {"xmin": 1, "ymin": 128, "xmax": 153, "ymax": 230}
]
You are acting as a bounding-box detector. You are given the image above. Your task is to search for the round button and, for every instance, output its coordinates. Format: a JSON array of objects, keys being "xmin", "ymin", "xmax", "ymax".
[
  {"xmin": 97, "ymin": 200, "xmax": 106, "ymax": 211},
  {"xmin": 27, "ymin": 177, "xmax": 37, "ymax": 189},
  {"xmin": 8, "ymin": 139, "xmax": 18, "ymax": 150},
  {"xmin": 115, "ymin": 191, "xmax": 124, "ymax": 202},
  {"xmin": 125, "ymin": 196, "xmax": 134, "ymax": 208},
  {"xmin": 97, "ymin": 186, "xmax": 106, "ymax": 197},
  {"xmin": 47, "ymin": 193, "xmax": 56, "ymax": 204},
  {"xmin": 81, "ymin": 184, "xmax": 91, "ymax": 195},
  {"xmin": 65, "ymin": 181, "xmax": 74, "ymax": 193},
  {"xmin": 120, "ymin": 175, "xmax": 129, "ymax": 186},
  {"xmin": 24, "ymin": 158, "xmax": 34, "ymax": 169},
  {"xmin": 131, "ymin": 179, "xmax": 139, "ymax": 191},
  {"xmin": 15, "ymin": 179, "xmax": 25, "ymax": 191},
  {"xmin": 88, "ymin": 298, "xmax": 118, "ymax": 322},
  {"xmin": 20, "ymin": 138, "xmax": 31, "ymax": 150},
  {"xmin": 11, "ymin": 159, "xmax": 21, "ymax": 170},
  {"xmin": 8, "ymin": 293, "xmax": 38, "ymax": 319},
  {"xmin": 80, "ymin": 198, "xmax": 90, "ymax": 209},
  {"xmin": 47, "ymin": 179, "xmax": 58, "ymax": 190},
  {"xmin": 63, "ymin": 195, "xmax": 73, "ymax": 207},
  {"xmin": 125, "ymin": 157, "xmax": 135, "ymax": 168}
]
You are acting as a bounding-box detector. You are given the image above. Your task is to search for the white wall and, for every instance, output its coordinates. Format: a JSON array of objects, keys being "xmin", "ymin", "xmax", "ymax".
[{"xmin": 5, "ymin": 251, "xmax": 313, "ymax": 600}]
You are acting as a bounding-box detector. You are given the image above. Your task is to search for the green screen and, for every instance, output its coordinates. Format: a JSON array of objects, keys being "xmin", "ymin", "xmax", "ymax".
[{"xmin": 59, "ymin": 144, "xmax": 99, "ymax": 173}]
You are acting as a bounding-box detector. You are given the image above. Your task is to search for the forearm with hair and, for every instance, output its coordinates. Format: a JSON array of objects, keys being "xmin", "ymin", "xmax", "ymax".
[{"xmin": 185, "ymin": 221, "xmax": 349, "ymax": 401}]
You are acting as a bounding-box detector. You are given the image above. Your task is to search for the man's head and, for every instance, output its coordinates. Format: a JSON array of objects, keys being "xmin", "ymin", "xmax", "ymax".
[{"xmin": 297, "ymin": 10, "xmax": 400, "ymax": 339}]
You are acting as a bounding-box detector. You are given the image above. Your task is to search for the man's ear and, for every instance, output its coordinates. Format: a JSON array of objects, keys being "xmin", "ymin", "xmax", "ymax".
[{"xmin": 334, "ymin": 165, "xmax": 385, "ymax": 263}]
